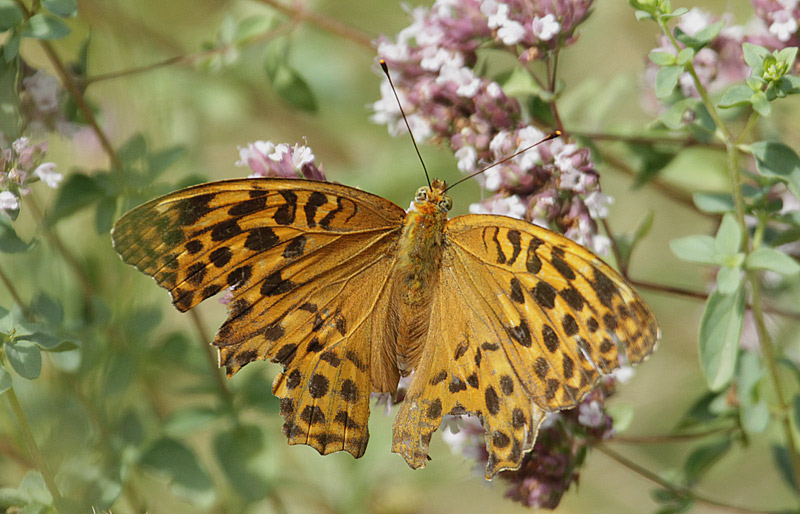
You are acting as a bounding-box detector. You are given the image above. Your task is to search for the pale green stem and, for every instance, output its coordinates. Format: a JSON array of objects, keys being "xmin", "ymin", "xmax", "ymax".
[
  {"xmin": 658, "ymin": 11, "xmax": 800, "ymax": 496},
  {"xmin": 3, "ymin": 384, "xmax": 64, "ymax": 509}
]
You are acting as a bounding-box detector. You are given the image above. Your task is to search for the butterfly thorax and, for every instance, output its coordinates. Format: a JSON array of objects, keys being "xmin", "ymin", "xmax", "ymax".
[{"xmin": 382, "ymin": 179, "xmax": 451, "ymax": 382}]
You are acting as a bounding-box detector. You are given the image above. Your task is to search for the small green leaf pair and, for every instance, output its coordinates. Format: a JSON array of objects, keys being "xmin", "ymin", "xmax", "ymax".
[
  {"xmin": 719, "ymin": 44, "xmax": 800, "ymax": 116},
  {"xmin": 0, "ymin": 306, "xmax": 79, "ymax": 384}
]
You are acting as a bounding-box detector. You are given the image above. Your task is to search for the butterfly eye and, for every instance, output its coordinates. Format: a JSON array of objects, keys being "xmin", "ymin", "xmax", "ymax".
[
  {"xmin": 439, "ymin": 196, "xmax": 452, "ymax": 211},
  {"xmin": 415, "ymin": 187, "xmax": 428, "ymax": 202}
]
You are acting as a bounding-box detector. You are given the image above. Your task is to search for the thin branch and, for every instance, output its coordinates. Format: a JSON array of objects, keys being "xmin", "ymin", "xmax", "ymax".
[
  {"xmin": 597, "ymin": 145, "xmax": 701, "ymax": 213},
  {"xmin": 85, "ymin": 19, "xmax": 299, "ymax": 86},
  {"xmin": 4, "ymin": 387, "xmax": 64, "ymax": 508},
  {"xmin": 255, "ymin": 0, "xmax": 374, "ymax": 47},
  {"xmin": 0, "ymin": 437, "xmax": 35, "ymax": 468},
  {"xmin": 597, "ymin": 444, "xmax": 775, "ymax": 514},
  {"xmin": 610, "ymin": 426, "xmax": 736, "ymax": 444},
  {"xmin": 0, "ymin": 263, "xmax": 31, "ymax": 319},
  {"xmin": 188, "ymin": 309, "xmax": 236, "ymax": 412},
  {"xmin": 632, "ymin": 278, "xmax": 800, "ymax": 320}
]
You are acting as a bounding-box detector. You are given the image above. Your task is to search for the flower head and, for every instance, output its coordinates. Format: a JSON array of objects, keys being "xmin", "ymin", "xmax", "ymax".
[
  {"xmin": 1, "ymin": 136, "xmax": 60, "ymax": 217},
  {"xmin": 444, "ymin": 374, "xmax": 625, "ymax": 508},
  {"xmin": 374, "ymin": 1, "xmax": 609, "ymax": 252},
  {"xmin": 236, "ymin": 140, "xmax": 326, "ymax": 180}
]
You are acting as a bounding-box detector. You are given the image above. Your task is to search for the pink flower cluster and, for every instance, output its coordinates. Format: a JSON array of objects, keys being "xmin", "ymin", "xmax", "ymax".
[
  {"xmin": 236, "ymin": 140, "xmax": 326, "ymax": 180},
  {"xmin": 374, "ymin": 0, "xmax": 611, "ymax": 254},
  {"xmin": 752, "ymin": 0, "xmax": 800, "ymax": 46},
  {"xmin": 18, "ymin": 65, "xmax": 83, "ymax": 139},
  {"xmin": 0, "ymin": 137, "xmax": 61, "ymax": 217}
]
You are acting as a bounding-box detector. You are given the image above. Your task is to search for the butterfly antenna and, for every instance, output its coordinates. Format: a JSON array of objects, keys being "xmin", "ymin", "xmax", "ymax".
[
  {"xmin": 380, "ymin": 59, "xmax": 431, "ymax": 189},
  {"xmin": 445, "ymin": 130, "xmax": 562, "ymax": 192}
]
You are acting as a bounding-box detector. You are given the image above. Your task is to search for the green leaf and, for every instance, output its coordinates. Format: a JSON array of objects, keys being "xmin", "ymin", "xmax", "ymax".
[
  {"xmin": 94, "ymin": 195, "xmax": 117, "ymax": 235},
  {"xmin": 165, "ymin": 406, "xmax": 220, "ymax": 436},
  {"xmin": 21, "ymin": 13, "xmax": 71, "ymax": 40},
  {"xmin": 675, "ymin": 47, "xmax": 694, "ymax": 66},
  {"xmin": 0, "ymin": 1, "xmax": 24, "ymax": 31},
  {"xmin": 742, "ymin": 42, "xmax": 769, "ymax": 72},
  {"xmin": 18, "ymin": 471, "xmax": 51, "ymax": 505},
  {"xmin": 715, "ymin": 265, "xmax": 742, "ymax": 295},
  {"xmin": 626, "ymin": 142, "xmax": 677, "ymax": 185},
  {"xmin": 648, "ymin": 50, "xmax": 676, "ymax": 66},
  {"xmin": 42, "ymin": 0, "xmax": 78, "ymax": 17},
  {"xmin": 26, "ymin": 332, "xmax": 79, "ymax": 352},
  {"xmin": 714, "ymin": 213, "xmax": 741, "ymax": 256},
  {"xmin": 692, "ymin": 192, "xmax": 734, "ymax": 213},
  {"xmin": 31, "ymin": 293, "xmax": 62, "ymax": 325},
  {"xmin": 3, "ymin": 31, "xmax": 21, "ymax": 61},
  {"xmin": 780, "ymin": 74, "xmax": 800, "ymax": 95},
  {"xmin": 683, "ymin": 437, "xmax": 732, "ymax": 484},
  {"xmin": 117, "ymin": 132, "xmax": 147, "ymax": 165},
  {"xmin": 698, "ymin": 287, "xmax": 745, "ymax": 391},
  {"xmin": 5, "ymin": 340, "xmax": 42, "ymax": 379},
  {"xmin": 147, "ymin": 145, "xmax": 185, "ymax": 181},
  {"xmin": 669, "ymin": 234, "xmax": 716, "ymax": 264},
  {"xmin": 750, "ymin": 141, "xmax": 800, "ymax": 200},
  {"xmin": 741, "ymin": 398, "xmax": 769, "ymax": 434},
  {"xmin": 718, "ymin": 84, "xmax": 754, "ymax": 108},
  {"xmin": 772, "ymin": 445, "xmax": 800, "ymax": 494},
  {"xmin": 692, "ymin": 21, "xmax": 725, "ymax": 45},
  {"xmin": 496, "ymin": 66, "xmax": 543, "ymax": 98},
  {"xmin": 0, "ymin": 366, "xmax": 11, "ymax": 394},
  {"xmin": 140, "ymin": 438, "xmax": 214, "ymax": 504},
  {"xmin": 0, "ymin": 216, "xmax": 30, "ymax": 253},
  {"xmin": 655, "ymin": 65, "xmax": 683, "ymax": 98},
  {"xmin": 659, "ymin": 98, "xmax": 715, "ymax": 132},
  {"xmin": 46, "ymin": 173, "xmax": 105, "ymax": 224},
  {"xmin": 265, "ymin": 61, "xmax": 318, "ymax": 112},
  {"xmin": 750, "ymin": 91, "xmax": 770, "ymax": 116},
  {"xmin": 794, "ymin": 395, "xmax": 800, "ymax": 434},
  {"xmin": 214, "ymin": 425, "xmax": 273, "ymax": 502},
  {"xmin": 737, "ymin": 351, "xmax": 769, "ymax": 434},
  {"xmin": 745, "ymin": 247, "xmax": 800, "ymax": 275},
  {"xmin": 234, "ymin": 15, "xmax": 278, "ymax": 45},
  {"xmin": 0, "ymin": 55, "xmax": 20, "ymax": 139}
]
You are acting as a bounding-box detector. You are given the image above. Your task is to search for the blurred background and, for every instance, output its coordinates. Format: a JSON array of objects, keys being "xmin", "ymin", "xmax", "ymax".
[{"xmin": 1, "ymin": 1, "xmax": 798, "ymax": 513}]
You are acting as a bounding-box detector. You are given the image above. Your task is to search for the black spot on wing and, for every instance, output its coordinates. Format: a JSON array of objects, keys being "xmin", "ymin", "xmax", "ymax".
[
  {"xmin": 274, "ymin": 191, "xmax": 298, "ymax": 225},
  {"xmin": 304, "ymin": 191, "xmax": 327, "ymax": 227}
]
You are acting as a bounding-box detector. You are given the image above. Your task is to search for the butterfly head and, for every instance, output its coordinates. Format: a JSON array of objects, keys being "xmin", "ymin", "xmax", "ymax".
[{"xmin": 414, "ymin": 178, "xmax": 452, "ymax": 214}]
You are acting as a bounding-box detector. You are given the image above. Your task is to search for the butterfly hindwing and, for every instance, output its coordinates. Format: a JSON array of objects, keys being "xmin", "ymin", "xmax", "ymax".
[{"xmin": 112, "ymin": 178, "xmax": 407, "ymax": 458}]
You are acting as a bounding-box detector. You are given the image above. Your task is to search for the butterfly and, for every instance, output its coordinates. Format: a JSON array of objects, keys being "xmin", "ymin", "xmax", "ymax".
[{"xmin": 111, "ymin": 174, "xmax": 659, "ymax": 478}]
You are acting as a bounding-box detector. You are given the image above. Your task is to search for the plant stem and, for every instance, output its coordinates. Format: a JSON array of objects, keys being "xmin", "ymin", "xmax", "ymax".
[
  {"xmin": 257, "ymin": 0, "xmax": 374, "ymax": 47},
  {"xmin": 0, "ymin": 263, "xmax": 32, "ymax": 319},
  {"xmin": 656, "ymin": 11, "xmax": 800, "ymax": 495},
  {"xmin": 85, "ymin": 21, "xmax": 298, "ymax": 86},
  {"xmin": 4, "ymin": 386, "xmax": 64, "ymax": 508},
  {"xmin": 24, "ymin": 195, "xmax": 94, "ymax": 303},
  {"xmin": 597, "ymin": 445, "xmax": 772, "ymax": 514},
  {"xmin": 188, "ymin": 309, "xmax": 236, "ymax": 413}
]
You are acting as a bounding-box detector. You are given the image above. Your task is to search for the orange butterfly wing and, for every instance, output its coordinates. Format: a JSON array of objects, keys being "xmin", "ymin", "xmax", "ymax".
[
  {"xmin": 392, "ymin": 213, "xmax": 658, "ymax": 478},
  {"xmin": 112, "ymin": 178, "xmax": 406, "ymax": 457}
]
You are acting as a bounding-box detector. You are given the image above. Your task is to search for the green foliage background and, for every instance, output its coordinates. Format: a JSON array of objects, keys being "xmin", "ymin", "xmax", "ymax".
[{"xmin": 1, "ymin": 1, "xmax": 799, "ymax": 513}]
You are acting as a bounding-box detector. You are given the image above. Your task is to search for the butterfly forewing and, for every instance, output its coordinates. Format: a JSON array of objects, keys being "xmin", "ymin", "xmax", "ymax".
[
  {"xmin": 112, "ymin": 179, "xmax": 405, "ymax": 311},
  {"xmin": 112, "ymin": 178, "xmax": 407, "ymax": 458}
]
